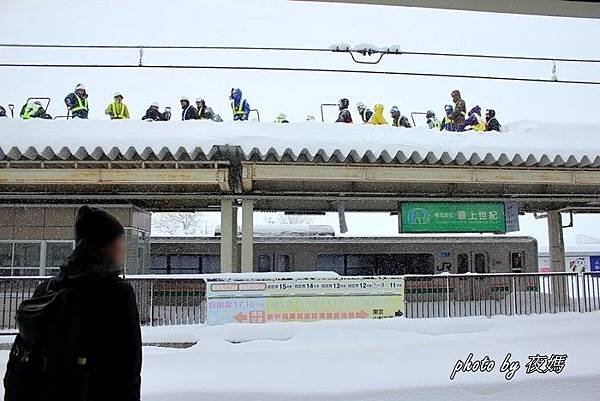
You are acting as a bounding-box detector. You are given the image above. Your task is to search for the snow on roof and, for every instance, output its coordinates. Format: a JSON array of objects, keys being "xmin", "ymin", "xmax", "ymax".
[
  {"xmin": 1, "ymin": 119, "xmax": 599, "ymax": 168},
  {"xmin": 214, "ymin": 224, "xmax": 336, "ymax": 237}
]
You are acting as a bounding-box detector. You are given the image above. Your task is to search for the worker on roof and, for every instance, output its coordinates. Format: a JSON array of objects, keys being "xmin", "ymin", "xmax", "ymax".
[
  {"xmin": 20, "ymin": 100, "xmax": 52, "ymax": 119},
  {"xmin": 195, "ymin": 98, "xmax": 222, "ymax": 122},
  {"xmin": 425, "ymin": 110, "xmax": 441, "ymax": 129},
  {"xmin": 142, "ymin": 101, "xmax": 171, "ymax": 122},
  {"xmin": 230, "ymin": 88, "xmax": 250, "ymax": 121},
  {"xmin": 335, "ymin": 98, "xmax": 352, "ymax": 123},
  {"xmin": 440, "ymin": 104, "xmax": 458, "ymax": 131},
  {"xmin": 64, "ymin": 83, "xmax": 89, "ymax": 119},
  {"xmin": 485, "ymin": 109, "xmax": 501, "ymax": 132},
  {"xmin": 356, "ymin": 102, "xmax": 373, "ymax": 123},
  {"xmin": 370, "ymin": 104, "xmax": 388, "ymax": 125},
  {"xmin": 458, "ymin": 106, "xmax": 486, "ymax": 132},
  {"xmin": 274, "ymin": 113, "xmax": 289, "ymax": 123},
  {"xmin": 450, "ymin": 90, "xmax": 467, "ymax": 125},
  {"xmin": 390, "ymin": 106, "xmax": 411, "ymax": 128},
  {"xmin": 105, "ymin": 92, "xmax": 130, "ymax": 120},
  {"xmin": 180, "ymin": 96, "xmax": 198, "ymax": 121}
]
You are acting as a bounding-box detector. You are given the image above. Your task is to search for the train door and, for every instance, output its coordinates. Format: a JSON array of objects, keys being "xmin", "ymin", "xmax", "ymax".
[{"xmin": 455, "ymin": 253, "xmax": 471, "ymax": 300}]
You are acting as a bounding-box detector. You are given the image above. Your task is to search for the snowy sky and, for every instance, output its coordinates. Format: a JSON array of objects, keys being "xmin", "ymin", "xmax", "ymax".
[{"xmin": 1, "ymin": 0, "xmax": 600, "ymax": 248}]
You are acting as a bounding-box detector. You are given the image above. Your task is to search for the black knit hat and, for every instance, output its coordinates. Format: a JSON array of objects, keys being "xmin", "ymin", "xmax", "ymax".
[{"xmin": 75, "ymin": 206, "xmax": 125, "ymax": 249}]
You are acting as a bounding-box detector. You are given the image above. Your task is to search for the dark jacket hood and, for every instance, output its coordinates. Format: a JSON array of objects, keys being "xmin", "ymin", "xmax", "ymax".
[{"xmin": 57, "ymin": 240, "xmax": 122, "ymax": 284}]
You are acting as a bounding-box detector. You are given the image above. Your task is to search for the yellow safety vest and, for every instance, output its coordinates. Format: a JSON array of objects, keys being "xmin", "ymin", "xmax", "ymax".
[
  {"xmin": 110, "ymin": 102, "xmax": 127, "ymax": 119},
  {"xmin": 231, "ymin": 101, "xmax": 245, "ymax": 115},
  {"xmin": 72, "ymin": 95, "xmax": 88, "ymax": 112}
]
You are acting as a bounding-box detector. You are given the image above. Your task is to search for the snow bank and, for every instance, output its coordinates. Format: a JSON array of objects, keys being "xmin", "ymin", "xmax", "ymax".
[
  {"xmin": 138, "ymin": 312, "xmax": 600, "ymax": 401},
  {"xmin": 1, "ymin": 118, "xmax": 599, "ymax": 164}
]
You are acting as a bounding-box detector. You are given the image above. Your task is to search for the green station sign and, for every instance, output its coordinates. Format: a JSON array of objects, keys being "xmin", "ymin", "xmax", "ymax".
[{"xmin": 400, "ymin": 202, "xmax": 508, "ymax": 233}]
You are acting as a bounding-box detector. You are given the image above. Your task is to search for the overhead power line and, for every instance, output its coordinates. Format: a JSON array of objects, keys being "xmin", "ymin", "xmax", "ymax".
[
  {"xmin": 0, "ymin": 62, "xmax": 598, "ymax": 85},
  {"xmin": 1, "ymin": 43, "xmax": 599, "ymax": 64}
]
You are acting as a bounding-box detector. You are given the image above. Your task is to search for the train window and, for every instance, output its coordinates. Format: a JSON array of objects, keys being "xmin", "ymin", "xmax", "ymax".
[
  {"xmin": 13, "ymin": 243, "xmax": 41, "ymax": 268},
  {"xmin": 46, "ymin": 242, "xmax": 74, "ymax": 268},
  {"xmin": 474, "ymin": 253, "xmax": 488, "ymax": 274},
  {"xmin": 202, "ymin": 255, "xmax": 220, "ymax": 274},
  {"xmin": 257, "ymin": 255, "xmax": 271, "ymax": 272},
  {"xmin": 150, "ymin": 255, "xmax": 167, "ymax": 273},
  {"xmin": 0, "ymin": 243, "xmax": 12, "ymax": 267},
  {"xmin": 346, "ymin": 255, "xmax": 376, "ymax": 275},
  {"xmin": 511, "ymin": 252, "xmax": 524, "ymax": 273},
  {"xmin": 457, "ymin": 253, "xmax": 469, "ymax": 274},
  {"xmin": 378, "ymin": 254, "xmax": 434, "ymax": 275},
  {"xmin": 275, "ymin": 255, "xmax": 290, "ymax": 272},
  {"xmin": 316, "ymin": 255, "xmax": 344, "ymax": 274},
  {"xmin": 170, "ymin": 255, "xmax": 200, "ymax": 274}
]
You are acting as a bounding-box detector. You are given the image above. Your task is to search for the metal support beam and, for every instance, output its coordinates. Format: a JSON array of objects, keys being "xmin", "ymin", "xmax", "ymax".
[
  {"xmin": 0, "ymin": 168, "xmax": 230, "ymax": 190},
  {"xmin": 243, "ymin": 164, "xmax": 600, "ymax": 186},
  {"xmin": 220, "ymin": 199, "xmax": 238, "ymax": 273},
  {"xmin": 547, "ymin": 211, "xmax": 565, "ymax": 272},
  {"xmin": 241, "ymin": 199, "xmax": 254, "ymax": 273}
]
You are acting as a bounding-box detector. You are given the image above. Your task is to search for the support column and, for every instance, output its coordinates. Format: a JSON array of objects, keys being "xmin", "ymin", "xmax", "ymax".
[
  {"xmin": 547, "ymin": 211, "xmax": 565, "ymax": 272},
  {"xmin": 220, "ymin": 199, "xmax": 237, "ymax": 273},
  {"xmin": 241, "ymin": 199, "xmax": 254, "ymax": 273}
]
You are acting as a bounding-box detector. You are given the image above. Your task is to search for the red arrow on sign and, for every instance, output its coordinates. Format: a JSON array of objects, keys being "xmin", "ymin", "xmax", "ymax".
[{"xmin": 234, "ymin": 312, "xmax": 248, "ymax": 322}]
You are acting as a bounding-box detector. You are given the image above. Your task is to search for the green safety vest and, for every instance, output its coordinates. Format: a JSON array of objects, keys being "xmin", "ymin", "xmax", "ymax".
[
  {"xmin": 71, "ymin": 95, "xmax": 88, "ymax": 112},
  {"xmin": 231, "ymin": 100, "xmax": 245, "ymax": 115},
  {"xmin": 110, "ymin": 102, "xmax": 127, "ymax": 119}
]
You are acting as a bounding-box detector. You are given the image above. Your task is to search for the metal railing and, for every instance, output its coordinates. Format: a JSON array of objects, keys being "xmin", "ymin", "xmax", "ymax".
[
  {"xmin": 404, "ymin": 272, "xmax": 600, "ymax": 318},
  {"xmin": 0, "ymin": 272, "xmax": 598, "ymax": 330}
]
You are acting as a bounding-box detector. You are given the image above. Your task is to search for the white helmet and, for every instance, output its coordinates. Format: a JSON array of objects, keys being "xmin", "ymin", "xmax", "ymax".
[
  {"xmin": 180, "ymin": 96, "xmax": 189, "ymax": 102},
  {"xmin": 75, "ymin": 83, "xmax": 86, "ymax": 91},
  {"xmin": 151, "ymin": 101, "xmax": 159, "ymax": 108},
  {"xmin": 356, "ymin": 102, "xmax": 366, "ymax": 110},
  {"xmin": 277, "ymin": 113, "xmax": 287, "ymax": 119},
  {"xmin": 113, "ymin": 91, "xmax": 123, "ymax": 98},
  {"xmin": 196, "ymin": 97, "xmax": 204, "ymax": 103}
]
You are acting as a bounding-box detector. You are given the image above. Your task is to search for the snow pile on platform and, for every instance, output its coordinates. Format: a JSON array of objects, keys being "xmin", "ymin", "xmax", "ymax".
[
  {"xmin": 146, "ymin": 313, "xmax": 600, "ymax": 400},
  {"xmin": 1, "ymin": 119, "xmax": 599, "ymax": 166}
]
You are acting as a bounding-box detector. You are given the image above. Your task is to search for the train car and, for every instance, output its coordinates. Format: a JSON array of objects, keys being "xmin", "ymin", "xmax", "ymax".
[{"xmin": 149, "ymin": 230, "xmax": 538, "ymax": 275}]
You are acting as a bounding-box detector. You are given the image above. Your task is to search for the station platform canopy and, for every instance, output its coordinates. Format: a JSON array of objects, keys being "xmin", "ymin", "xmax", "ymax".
[
  {"xmin": 297, "ymin": 0, "xmax": 600, "ymax": 19},
  {"xmin": 0, "ymin": 119, "xmax": 599, "ymax": 213}
]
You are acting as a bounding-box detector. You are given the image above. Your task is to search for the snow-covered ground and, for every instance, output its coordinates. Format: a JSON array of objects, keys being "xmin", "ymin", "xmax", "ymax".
[{"xmin": 4, "ymin": 312, "xmax": 597, "ymax": 401}]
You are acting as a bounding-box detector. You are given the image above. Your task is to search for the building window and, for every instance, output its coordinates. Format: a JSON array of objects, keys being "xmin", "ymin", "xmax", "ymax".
[
  {"xmin": 13, "ymin": 243, "xmax": 41, "ymax": 268},
  {"xmin": 46, "ymin": 242, "xmax": 74, "ymax": 268},
  {"xmin": 316, "ymin": 254, "xmax": 345, "ymax": 274}
]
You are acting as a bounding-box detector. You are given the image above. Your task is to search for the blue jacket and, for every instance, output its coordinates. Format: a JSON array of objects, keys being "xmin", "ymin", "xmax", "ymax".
[{"xmin": 230, "ymin": 89, "xmax": 250, "ymax": 120}]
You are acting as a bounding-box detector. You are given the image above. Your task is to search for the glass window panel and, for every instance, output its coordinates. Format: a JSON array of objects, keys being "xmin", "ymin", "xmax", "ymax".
[
  {"xmin": 257, "ymin": 255, "xmax": 271, "ymax": 273},
  {"xmin": 201, "ymin": 255, "xmax": 220, "ymax": 274},
  {"xmin": 13, "ymin": 268, "xmax": 40, "ymax": 276},
  {"xmin": 316, "ymin": 255, "xmax": 344, "ymax": 275},
  {"xmin": 46, "ymin": 242, "xmax": 73, "ymax": 268},
  {"xmin": 0, "ymin": 269, "xmax": 12, "ymax": 276},
  {"xmin": 457, "ymin": 254, "xmax": 469, "ymax": 274},
  {"xmin": 275, "ymin": 255, "xmax": 290, "ymax": 273},
  {"xmin": 150, "ymin": 255, "xmax": 167, "ymax": 273},
  {"xmin": 474, "ymin": 253, "xmax": 487, "ymax": 273},
  {"xmin": 0, "ymin": 243, "xmax": 12, "ymax": 267},
  {"xmin": 13, "ymin": 243, "xmax": 41, "ymax": 268},
  {"xmin": 170, "ymin": 255, "xmax": 199, "ymax": 270}
]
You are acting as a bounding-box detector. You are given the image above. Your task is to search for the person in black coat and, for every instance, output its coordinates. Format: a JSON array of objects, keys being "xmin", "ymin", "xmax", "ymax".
[
  {"xmin": 4, "ymin": 206, "xmax": 142, "ymax": 401},
  {"xmin": 485, "ymin": 109, "xmax": 501, "ymax": 132},
  {"xmin": 180, "ymin": 97, "xmax": 198, "ymax": 121},
  {"xmin": 142, "ymin": 102, "xmax": 171, "ymax": 122}
]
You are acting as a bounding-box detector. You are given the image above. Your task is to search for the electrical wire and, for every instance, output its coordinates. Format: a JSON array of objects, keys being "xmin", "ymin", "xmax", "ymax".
[
  {"xmin": 1, "ymin": 43, "xmax": 599, "ymax": 63},
  {"xmin": 0, "ymin": 62, "xmax": 598, "ymax": 85}
]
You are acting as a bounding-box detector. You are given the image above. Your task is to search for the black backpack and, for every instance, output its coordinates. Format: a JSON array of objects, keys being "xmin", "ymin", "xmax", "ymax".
[{"xmin": 4, "ymin": 278, "xmax": 91, "ymax": 401}]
